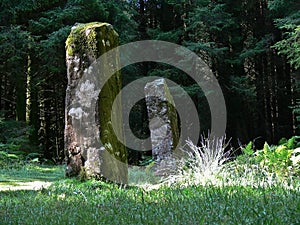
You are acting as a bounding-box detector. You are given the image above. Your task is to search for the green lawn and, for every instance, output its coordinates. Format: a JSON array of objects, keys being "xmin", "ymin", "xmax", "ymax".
[
  {"xmin": 0, "ymin": 164, "xmax": 299, "ymax": 225},
  {"xmin": 0, "ymin": 164, "xmax": 65, "ymax": 191}
]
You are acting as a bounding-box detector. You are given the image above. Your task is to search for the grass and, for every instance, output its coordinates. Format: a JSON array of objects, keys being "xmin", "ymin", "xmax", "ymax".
[
  {"xmin": 0, "ymin": 164, "xmax": 65, "ymax": 184},
  {"xmin": 0, "ymin": 164, "xmax": 65, "ymax": 190},
  {"xmin": 0, "ymin": 178, "xmax": 299, "ymax": 225},
  {"xmin": 0, "ymin": 135, "xmax": 300, "ymax": 224},
  {"xmin": 0, "ymin": 163, "xmax": 299, "ymax": 224}
]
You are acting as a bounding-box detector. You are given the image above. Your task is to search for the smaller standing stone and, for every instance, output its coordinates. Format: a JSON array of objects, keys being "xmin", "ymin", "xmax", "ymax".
[{"xmin": 144, "ymin": 78, "xmax": 180, "ymax": 161}]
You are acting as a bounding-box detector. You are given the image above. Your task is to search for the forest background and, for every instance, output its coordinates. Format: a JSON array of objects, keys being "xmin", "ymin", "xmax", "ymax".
[{"xmin": 0, "ymin": 0, "xmax": 299, "ymax": 164}]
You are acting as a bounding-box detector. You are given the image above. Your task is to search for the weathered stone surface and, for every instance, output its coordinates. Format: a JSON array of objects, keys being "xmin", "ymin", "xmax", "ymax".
[
  {"xmin": 144, "ymin": 78, "xmax": 180, "ymax": 161},
  {"xmin": 65, "ymin": 22, "xmax": 127, "ymax": 183}
]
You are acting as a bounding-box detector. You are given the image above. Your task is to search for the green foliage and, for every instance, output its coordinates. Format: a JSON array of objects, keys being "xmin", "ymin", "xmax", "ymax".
[
  {"xmin": 103, "ymin": 1, "xmax": 138, "ymax": 43},
  {"xmin": 257, "ymin": 142, "xmax": 293, "ymax": 176},
  {"xmin": 0, "ymin": 119, "xmax": 36, "ymax": 152},
  {"xmin": 229, "ymin": 75, "xmax": 256, "ymax": 98},
  {"xmin": 241, "ymin": 141, "xmax": 254, "ymax": 155},
  {"xmin": 0, "ymin": 119, "xmax": 29, "ymax": 167},
  {"xmin": 239, "ymin": 35, "xmax": 271, "ymax": 59},
  {"xmin": 0, "ymin": 119, "xmax": 53, "ymax": 166},
  {"xmin": 272, "ymin": 25, "xmax": 300, "ymax": 69},
  {"xmin": 182, "ymin": 1, "xmax": 235, "ymax": 60},
  {"xmin": 148, "ymin": 27, "xmax": 183, "ymax": 43},
  {"xmin": 0, "ymin": 150, "xmax": 22, "ymax": 168},
  {"xmin": 241, "ymin": 137, "xmax": 300, "ymax": 178},
  {"xmin": 0, "ymin": 143, "xmax": 21, "ymax": 153},
  {"xmin": 269, "ymin": 2, "xmax": 300, "ymax": 69}
]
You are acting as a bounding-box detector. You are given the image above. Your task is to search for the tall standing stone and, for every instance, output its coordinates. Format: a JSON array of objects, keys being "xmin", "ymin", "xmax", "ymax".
[
  {"xmin": 64, "ymin": 22, "xmax": 127, "ymax": 183},
  {"xmin": 144, "ymin": 78, "xmax": 180, "ymax": 161}
]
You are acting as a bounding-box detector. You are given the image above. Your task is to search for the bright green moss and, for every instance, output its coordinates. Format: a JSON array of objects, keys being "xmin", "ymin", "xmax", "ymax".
[{"xmin": 65, "ymin": 22, "xmax": 118, "ymax": 58}]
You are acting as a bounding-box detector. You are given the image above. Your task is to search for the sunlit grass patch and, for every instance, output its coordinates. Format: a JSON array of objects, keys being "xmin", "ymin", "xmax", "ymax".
[
  {"xmin": 0, "ymin": 164, "xmax": 65, "ymax": 189},
  {"xmin": 0, "ymin": 177, "xmax": 299, "ymax": 225}
]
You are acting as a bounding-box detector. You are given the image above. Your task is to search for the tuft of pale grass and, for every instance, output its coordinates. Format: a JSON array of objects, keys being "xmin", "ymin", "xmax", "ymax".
[
  {"xmin": 162, "ymin": 135, "xmax": 231, "ymax": 186},
  {"xmin": 185, "ymin": 136, "xmax": 230, "ymax": 177}
]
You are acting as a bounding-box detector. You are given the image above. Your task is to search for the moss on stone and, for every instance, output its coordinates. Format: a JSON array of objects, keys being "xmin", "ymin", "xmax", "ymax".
[
  {"xmin": 163, "ymin": 82, "xmax": 180, "ymax": 151},
  {"xmin": 65, "ymin": 22, "xmax": 119, "ymax": 59},
  {"xmin": 65, "ymin": 22, "xmax": 127, "ymax": 182}
]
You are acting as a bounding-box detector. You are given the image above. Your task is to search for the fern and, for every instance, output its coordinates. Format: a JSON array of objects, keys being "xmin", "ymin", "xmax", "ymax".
[{"xmin": 241, "ymin": 141, "xmax": 254, "ymax": 155}]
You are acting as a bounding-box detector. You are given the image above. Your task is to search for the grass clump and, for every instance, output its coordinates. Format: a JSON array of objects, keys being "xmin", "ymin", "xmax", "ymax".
[{"xmin": 162, "ymin": 135, "xmax": 231, "ymax": 186}]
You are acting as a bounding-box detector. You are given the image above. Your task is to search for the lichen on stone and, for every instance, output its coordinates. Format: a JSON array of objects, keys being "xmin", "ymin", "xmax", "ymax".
[
  {"xmin": 76, "ymin": 80, "xmax": 99, "ymax": 108},
  {"xmin": 65, "ymin": 22, "xmax": 127, "ymax": 183},
  {"xmin": 68, "ymin": 107, "xmax": 85, "ymax": 120}
]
